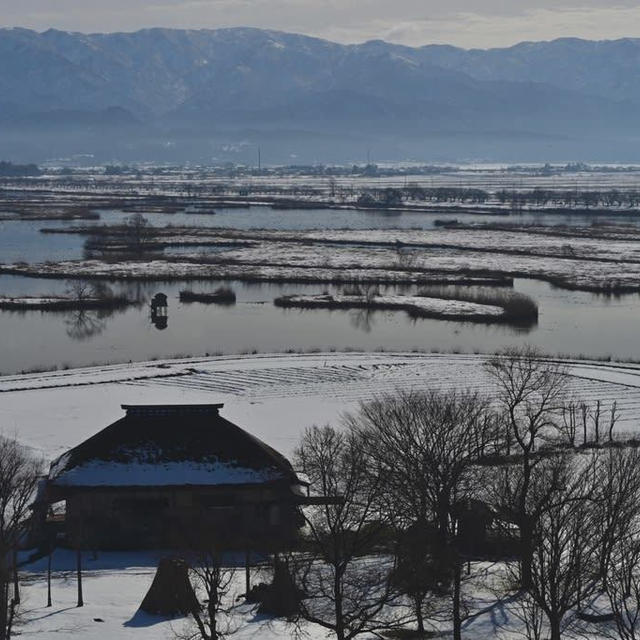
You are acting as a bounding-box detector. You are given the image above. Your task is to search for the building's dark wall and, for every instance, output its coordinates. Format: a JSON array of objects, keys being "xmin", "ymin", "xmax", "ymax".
[{"xmin": 64, "ymin": 485, "xmax": 303, "ymax": 551}]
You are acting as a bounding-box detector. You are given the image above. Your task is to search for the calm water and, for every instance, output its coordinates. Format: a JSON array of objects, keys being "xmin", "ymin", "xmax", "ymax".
[
  {"xmin": 0, "ymin": 275, "xmax": 639, "ymax": 373},
  {"xmin": 3, "ymin": 206, "xmax": 638, "ymax": 263},
  {"xmin": 2, "ymin": 206, "xmax": 640, "ymax": 372}
]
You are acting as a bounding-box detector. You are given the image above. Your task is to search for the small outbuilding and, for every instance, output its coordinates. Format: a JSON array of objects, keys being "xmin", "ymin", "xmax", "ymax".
[{"xmin": 41, "ymin": 404, "xmax": 307, "ymax": 551}]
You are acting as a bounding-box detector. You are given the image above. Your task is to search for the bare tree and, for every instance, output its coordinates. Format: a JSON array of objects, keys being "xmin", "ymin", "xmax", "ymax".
[
  {"xmin": 348, "ymin": 390, "xmax": 499, "ymax": 638},
  {"xmin": 516, "ymin": 454, "xmax": 601, "ymax": 640},
  {"xmin": 288, "ymin": 425, "xmax": 404, "ymax": 640},
  {"xmin": 328, "ymin": 177, "xmax": 337, "ymax": 199},
  {"xmin": 606, "ymin": 526, "xmax": 640, "ymax": 640},
  {"xmin": 64, "ymin": 280, "xmax": 115, "ymax": 303},
  {"xmin": 485, "ymin": 346, "xmax": 568, "ymax": 588},
  {"xmin": 595, "ymin": 448, "xmax": 640, "ymax": 591},
  {"xmin": 580, "ymin": 402, "xmax": 591, "ymax": 446},
  {"xmin": 125, "ymin": 213, "xmax": 152, "ymax": 254},
  {"xmin": 181, "ymin": 549, "xmax": 238, "ymax": 640},
  {"xmin": 0, "ymin": 437, "xmax": 42, "ymax": 640},
  {"xmin": 342, "ymin": 280, "xmax": 379, "ymax": 303},
  {"xmin": 395, "ymin": 246, "xmax": 418, "ymax": 270},
  {"xmin": 502, "ymin": 591, "xmax": 546, "ymax": 640},
  {"xmin": 608, "ymin": 401, "xmax": 620, "ymax": 443},
  {"xmin": 560, "ymin": 401, "xmax": 578, "ymax": 448},
  {"xmin": 592, "ymin": 400, "xmax": 602, "ymax": 444},
  {"xmin": 64, "ymin": 280, "xmax": 93, "ymax": 302}
]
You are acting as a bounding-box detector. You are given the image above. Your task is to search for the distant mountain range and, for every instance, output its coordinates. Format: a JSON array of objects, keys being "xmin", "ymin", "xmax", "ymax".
[{"xmin": 1, "ymin": 27, "xmax": 639, "ymax": 163}]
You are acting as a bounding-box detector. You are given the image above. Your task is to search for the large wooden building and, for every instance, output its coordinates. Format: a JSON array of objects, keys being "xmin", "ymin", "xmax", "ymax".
[{"xmin": 41, "ymin": 404, "xmax": 308, "ymax": 551}]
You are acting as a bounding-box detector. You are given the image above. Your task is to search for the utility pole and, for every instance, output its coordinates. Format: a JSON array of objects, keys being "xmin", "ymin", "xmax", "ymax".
[{"xmin": 257, "ymin": 146, "xmax": 261, "ymax": 171}]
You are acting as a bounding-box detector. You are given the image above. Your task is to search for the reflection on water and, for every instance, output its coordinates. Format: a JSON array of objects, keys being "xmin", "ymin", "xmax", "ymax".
[
  {"xmin": 2, "ymin": 275, "xmax": 640, "ymax": 374},
  {"xmin": 64, "ymin": 309, "xmax": 109, "ymax": 341},
  {"xmin": 150, "ymin": 293, "xmax": 169, "ymax": 331},
  {"xmin": 350, "ymin": 308, "xmax": 376, "ymax": 333},
  {"xmin": 5, "ymin": 204, "xmax": 640, "ymax": 373}
]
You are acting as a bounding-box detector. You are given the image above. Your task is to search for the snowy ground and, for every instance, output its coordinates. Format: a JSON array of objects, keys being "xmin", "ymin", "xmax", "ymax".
[
  {"xmin": 43, "ymin": 224, "xmax": 640, "ymax": 262},
  {"xmin": 5, "ymin": 351, "xmax": 640, "ymax": 639},
  {"xmin": 8, "ymin": 225, "xmax": 640, "ymax": 290},
  {"xmin": 276, "ymin": 293, "xmax": 505, "ymax": 320},
  {"xmin": 3, "ymin": 351, "xmax": 640, "ymax": 466},
  {"xmin": 18, "ymin": 549, "xmax": 291, "ymax": 640},
  {"xmin": 14, "ymin": 552, "xmax": 575, "ymax": 640}
]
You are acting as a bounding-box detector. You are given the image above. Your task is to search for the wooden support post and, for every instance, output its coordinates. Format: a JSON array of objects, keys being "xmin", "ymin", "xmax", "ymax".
[
  {"xmin": 47, "ymin": 552, "xmax": 52, "ymax": 607},
  {"xmin": 76, "ymin": 549, "xmax": 83, "ymax": 607}
]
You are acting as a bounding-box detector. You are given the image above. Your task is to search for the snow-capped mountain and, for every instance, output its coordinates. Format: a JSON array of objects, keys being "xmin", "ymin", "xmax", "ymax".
[{"xmin": 1, "ymin": 27, "xmax": 639, "ymax": 162}]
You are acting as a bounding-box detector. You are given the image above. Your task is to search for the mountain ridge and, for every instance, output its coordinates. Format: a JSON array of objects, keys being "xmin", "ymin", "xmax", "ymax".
[{"xmin": 1, "ymin": 27, "xmax": 639, "ymax": 162}]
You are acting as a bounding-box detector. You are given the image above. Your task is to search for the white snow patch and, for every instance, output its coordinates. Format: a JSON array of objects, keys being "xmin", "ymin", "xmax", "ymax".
[{"xmin": 283, "ymin": 293, "xmax": 503, "ymax": 317}]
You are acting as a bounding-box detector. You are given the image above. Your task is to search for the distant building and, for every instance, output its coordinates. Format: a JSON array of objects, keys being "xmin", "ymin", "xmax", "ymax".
[{"xmin": 38, "ymin": 404, "xmax": 308, "ymax": 551}]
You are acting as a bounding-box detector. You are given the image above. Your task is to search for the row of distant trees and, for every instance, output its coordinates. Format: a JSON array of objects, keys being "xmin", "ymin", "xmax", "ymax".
[
  {"xmin": 497, "ymin": 188, "xmax": 640, "ymax": 209},
  {"xmin": 188, "ymin": 348, "xmax": 640, "ymax": 640},
  {"xmin": 359, "ymin": 186, "xmax": 489, "ymax": 207},
  {"xmin": 359, "ymin": 186, "xmax": 640, "ymax": 208}
]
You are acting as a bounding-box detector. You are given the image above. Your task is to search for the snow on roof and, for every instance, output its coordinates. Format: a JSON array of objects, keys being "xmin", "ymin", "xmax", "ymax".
[
  {"xmin": 52, "ymin": 461, "xmax": 281, "ymax": 487},
  {"xmin": 48, "ymin": 404, "xmax": 300, "ymax": 489}
]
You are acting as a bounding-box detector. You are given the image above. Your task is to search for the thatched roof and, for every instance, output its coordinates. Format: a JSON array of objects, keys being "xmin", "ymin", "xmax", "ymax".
[{"xmin": 48, "ymin": 404, "xmax": 302, "ymax": 489}]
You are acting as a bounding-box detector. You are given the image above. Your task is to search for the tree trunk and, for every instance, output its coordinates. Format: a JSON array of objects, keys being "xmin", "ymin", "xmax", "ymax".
[
  {"xmin": 549, "ymin": 616, "xmax": 561, "ymax": 640},
  {"xmin": 208, "ymin": 594, "xmax": 217, "ymax": 640},
  {"xmin": 11, "ymin": 551, "xmax": 18, "ymax": 606},
  {"xmin": 519, "ymin": 521, "xmax": 534, "ymax": 589},
  {"xmin": 452, "ymin": 560, "xmax": 462, "ymax": 640},
  {"xmin": 334, "ymin": 567, "xmax": 345, "ymax": 640},
  {"xmin": 5, "ymin": 596, "xmax": 15, "ymax": 640},
  {"xmin": 0, "ymin": 558, "xmax": 8, "ymax": 640},
  {"xmin": 415, "ymin": 596, "xmax": 425, "ymax": 633}
]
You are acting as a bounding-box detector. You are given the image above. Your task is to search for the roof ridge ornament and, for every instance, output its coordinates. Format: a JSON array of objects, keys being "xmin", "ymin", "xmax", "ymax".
[{"xmin": 120, "ymin": 404, "xmax": 224, "ymax": 415}]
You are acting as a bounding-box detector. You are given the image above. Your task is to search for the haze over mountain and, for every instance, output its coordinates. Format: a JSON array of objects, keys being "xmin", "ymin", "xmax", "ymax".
[{"xmin": 1, "ymin": 27, "xmax": 639, "ymax": 164}]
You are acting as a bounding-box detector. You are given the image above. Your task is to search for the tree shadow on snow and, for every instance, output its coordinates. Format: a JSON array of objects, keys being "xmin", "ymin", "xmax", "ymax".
[
  {"xmin": 123, "ymin": 608, "xmax": 183, "ymax": 628},
  {"xmin": 23, "ymin": 605, "xmax": 77, "ymax": 622}
]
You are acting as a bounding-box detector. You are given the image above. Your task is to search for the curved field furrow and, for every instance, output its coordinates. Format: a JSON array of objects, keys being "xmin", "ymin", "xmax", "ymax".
[{"xmin": 121, "ymin": 357, "xmax": 640, "ymax": 430}]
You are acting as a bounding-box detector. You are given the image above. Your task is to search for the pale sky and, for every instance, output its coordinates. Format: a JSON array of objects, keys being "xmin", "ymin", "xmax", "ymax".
[{"xmin": 2, "ymin": 0, "xmax": 640, "ymax": 48}]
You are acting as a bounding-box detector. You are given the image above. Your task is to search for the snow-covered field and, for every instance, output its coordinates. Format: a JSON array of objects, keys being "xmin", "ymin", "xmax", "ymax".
[
  {"xmin": 6, "ymin": 351, "xmax": 640, "ymax": 639},
  {"xmin": 200, "ymin": 227, "xmax": 640, "ymax": 262},
  {"xmin": 3, "ymin": 352, "xmax": 640, "ymax": 468},
  {"xmin": 7, "ymin": 225, "xmax": 640, "ymax": 291}
]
